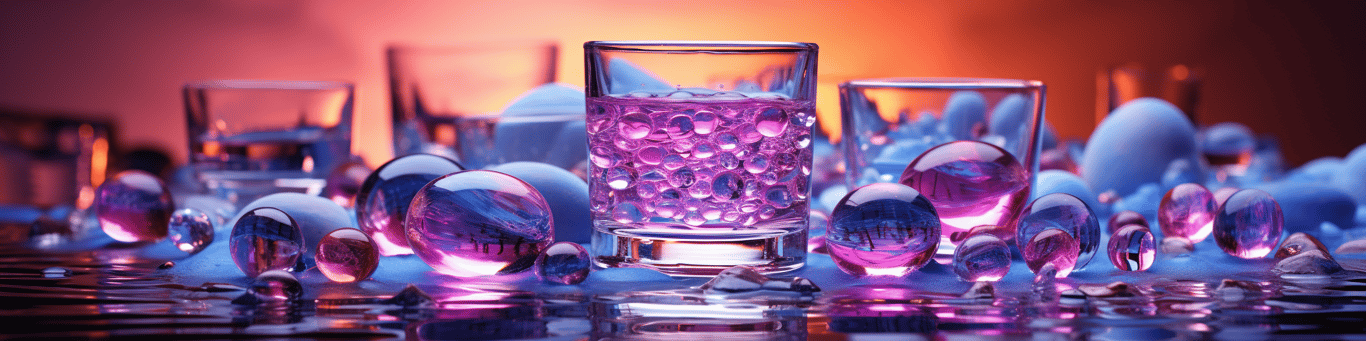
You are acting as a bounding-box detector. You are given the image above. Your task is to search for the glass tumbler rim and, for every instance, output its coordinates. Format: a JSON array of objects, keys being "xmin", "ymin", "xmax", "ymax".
[
  {"xmin": 585, "ymin": 40, "xmax": 817, "ymax": 53},
  {"xmin": 184, "ymin": 79, "xmax": 354, "ymax": 91},
  {"xmin": 842, "ymin": 78, "xmax": 1043, "ymax": 90}
]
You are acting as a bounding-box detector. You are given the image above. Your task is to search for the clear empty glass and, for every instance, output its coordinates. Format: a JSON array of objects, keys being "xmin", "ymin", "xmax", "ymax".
[
  {"xmin": 184, "ymin": 80, "xmax": 354, "ymax": 205},
  {"xmin": 388, "ymin": 41, "xmax": 560, "ymax": 162},
  {"xmin": 585, "ymin": 41, "xmax": 818, "ymax": 276}
]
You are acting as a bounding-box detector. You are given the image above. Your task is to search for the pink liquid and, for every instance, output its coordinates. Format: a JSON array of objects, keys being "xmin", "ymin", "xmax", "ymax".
[{"xmin": 587, "ymin": 94, "xmax": 814, "ymax": 230}]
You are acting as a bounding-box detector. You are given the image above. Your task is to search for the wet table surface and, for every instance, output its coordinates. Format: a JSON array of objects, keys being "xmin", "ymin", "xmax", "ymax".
[{"xmin": 3, "ymin": 222, "xmax": 1366, "ymax": 341}]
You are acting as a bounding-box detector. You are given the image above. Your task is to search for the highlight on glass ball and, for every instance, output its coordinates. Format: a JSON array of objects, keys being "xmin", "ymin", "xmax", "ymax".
[
  {"xmin": 825, "ymin": 182, "xmax": 941, "ymax": 277},
  {"xmin": 404, "ymin": 170, "xmax": 554, "ymax": 277},
  {"xmin": 230, "ymin": 207, "xmax": 305, "ymax": 278},
  {"xmin": 95, "ymin": 170, "xmax": 175, "ymax": 243},
  {"xmin": 355, "ymin": 154, "xmax": 465, "ymax": 256}
]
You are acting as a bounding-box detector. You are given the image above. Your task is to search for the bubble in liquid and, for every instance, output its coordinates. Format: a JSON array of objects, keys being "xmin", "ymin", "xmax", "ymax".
[
  {"xmin": 168, "ymin": 208, "xmax": 214, "ymax": 253},
  {"xmin": 953, "ymin": 234, "xmax": 1012, "ymax": 282},
  {"xmin": 315, "ymin": 228, "xmax": 379, "ymax": 283},
  {"xmin": 755, "ymin": 107, "xmax": 789, "ymax": 137},
  {"xmin": 693, "ymin": 110, "xmax": 718, "ymax": 134},
  {"xmin": 1022, "ymin": 228, "xmax": 1079, "ymax": 278},
  {"xmin": 536, "ymin": 242, "xmax": 590, "ymax": 285},
  {"xmin": 229, "ymin": 207, "xmax": 303, "ymax": 277},
  {"xmin": 405, "ymin": 170, "xmax": 553, "ymax": 277},
  {"xmin": 95, "ymin": 170, "xmax": 173, "ymax": 243},
  {"xmin": 826, "ymin": 183, "xmax": 941, "ymax": 276},
  {"xmin": 1108, "ymin": 210, "xmax": 1148, "ymax": 234},
  {"xmin": 899, "ymin": 141, "xmax": 1030, "ymax": 253},
  {"xmin": 322, "ymin": 161, "xmax": 373, "ymax": 208},
  {"xmin": 251, "ymin": 270, "xmax": 302, "ymax": 301},
  {"xmin": 618, "ymin": 113, "xmax": 653, "ymax": 139},
  {"xmin": 1213, "ymin": 189, "xmax": 1283, "ymax": 259},
  {"xmin": 1158, "ymin": 183, "xmax": 1217, "ymax": 243},
  {"xmin": 356, "ymin": 154, "xmax": 464, "ymax": 256},
  {"xmin": 664, "ymin": 114, "xmax": 695, "ymax": 139},
  {"xmin": 1108, "ymin": 224, "xmax": 1155, "ymax": 271},
  {"xmin": 1016, "ymin": 193, "xmax": 1101, "ymax": 269}
]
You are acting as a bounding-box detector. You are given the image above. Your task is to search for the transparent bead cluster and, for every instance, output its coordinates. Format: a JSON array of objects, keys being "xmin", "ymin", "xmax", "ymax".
[{"xmin": 586, "ymin": 93, "xmax": 815, "ymax": 228}]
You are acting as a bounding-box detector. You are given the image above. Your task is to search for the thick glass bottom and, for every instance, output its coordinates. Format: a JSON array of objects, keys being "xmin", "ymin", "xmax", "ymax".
[{"xmin": 591, "ymin": 220, "xmax": 807, "ymax": 277}]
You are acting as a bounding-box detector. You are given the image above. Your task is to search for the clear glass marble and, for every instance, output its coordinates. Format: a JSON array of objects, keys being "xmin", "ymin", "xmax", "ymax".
[
  {"xmin": 826, "ymin": 183, "xmax": 941, "ymax": 276},
  {"xmin": 355, "ymin": 154, "xmax": 464, "ymax": 256},
  {"xmin": 229, "ymin": 207, "xmax": 304, "ymax": 277},
  {"xmin": 1213, "ymin": 189, "xmax": 1283, "ymax": 259},
  {"xmin": 952, "ymin": 234, "xmax": 1012, "ymax": 282},
  {"xmin": 167, "ymin": 208, "xmax": 213, "ymax": 253},
  {"xmin": 1108, "ymin": 224, "xmax": 1156, "ymax": 271},
  {"xmin": 1158, "ymin": 183, "xmax": 1217, "ymax": 243},
  {"xmin": 900, "ymin": 140, "xmax": 1030, "ymax": 254},
  {"xmin": 536, "ymin": 242, "xmax": 590, "ymax": 285},
  {"xmin": 1015, "ymin": 193, "xmax": 1100, "ymax": 269},
  {"xmin": 1022, "ymin": 228, "xmax": 1079, "ymax": 278},
  {"xmin": 95, "ymin": 170, "xmax": 173, "ymax": 243},
  {"xmin": 316, "ymin": 228, "xmax": 379, "ymax": 283},
  {"xmin": 405, "ymin": 170, "xmax": 553, "ymax": 277}
]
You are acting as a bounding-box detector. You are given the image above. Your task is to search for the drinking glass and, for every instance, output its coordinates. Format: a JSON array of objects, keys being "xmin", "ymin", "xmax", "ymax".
[
  {"xmin": 388, "ymin": 41, "xmax": 560, "ymax": 163},
  {"xmin": 585, "ymin": 41, "xmax": 818, "ymax": 276},
  {"xmin": 1099, "ymin": 63, "xmax": 1201, "ymax": 124},
  {"xmin": 839, "ymin": 78, "xmax": 1046, "ymax": 188},
  {"xmin": 184, "ymin": 80, "xmax": 354, "ymax": 205}
]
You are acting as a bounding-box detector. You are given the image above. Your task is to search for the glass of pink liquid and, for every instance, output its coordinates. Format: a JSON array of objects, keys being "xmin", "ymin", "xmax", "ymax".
[{"xmin": 584, "ymin": 41, "xmax": 818, "ymax": 276}]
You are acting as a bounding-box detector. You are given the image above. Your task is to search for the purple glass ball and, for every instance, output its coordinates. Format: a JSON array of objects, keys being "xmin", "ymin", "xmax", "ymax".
[
  {"xmin": 405, "ymin": 170, "xmax": 554, "ymax": 277},
  {"xmin": 229, "ymin": 207, "xmax": 304, "ymax": 277},
  {"xmin": 1108, "ymin": 224, "xmax": 1156, "ymax": 271},
  {"xmin": 356, "ymin": 154, "xmax": 464, "ymax": 256},
  {"xmin": 826, "ymin": 183, "xmax": 941, "ymax": 277},
  {"xmin": 899, "ymin": 140, "xmax": 1030, "ymax": 257},
  {"xmin": 1213, "ymin": 189, "xmax": 1283, "ymax": 259},
  {"xmin": 1158, "ymin": 183, "xmax": 1217, "ymax": 243},
  {"xmin": 1015, "ymin": 193, "xmax": 1100, "ymax": 269},
  {"xmin": 95, "ymin": 170, "xmax": 173, "ymax": 242}
]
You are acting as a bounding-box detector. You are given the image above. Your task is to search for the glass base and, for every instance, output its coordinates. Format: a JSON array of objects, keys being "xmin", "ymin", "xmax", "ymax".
[
  {"xmin": 591, "ymin": 221, "xmax": 807, "ymax": 277},
  {"xmin": 201, "ymin": 171, "xmax": 325, "ymax": 205}
]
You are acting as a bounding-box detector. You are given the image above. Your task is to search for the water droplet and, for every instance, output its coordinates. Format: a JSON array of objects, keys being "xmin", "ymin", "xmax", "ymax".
[
  {"xmin": 755, "ymin": 107, "xmax": 789, "ymax": 137},
  {"xmin": 683, "ymin": 211, "xmax": 707, "ymax": 226},
  {"xmin": 826, "ymin": 183, "xmax": 941, "ymax": 276},
  {"xmin": 1159, "ymin": 183, "xmax": 1217, "ymax": 243},
  {"xmin": 1022, "ymin": 228, "xmax": 1078, "ymax": 278},
  {"xmin": 668, "ymin": 168, "xmax": 696, "ymax": 188},
  {"xmin": 42, "ymin": 267, "xmax": 70, "ymax": 278},
  {"xmin": 716, "ymin": 133, "xmax": 739, "ymax": 150},
  {"xmin": 1213, "ymin": 189, "xmax": 1283, "ymax": 259},
  {"xmin": 693, "ymin": 110, "xmax": 718, "ymax": 134},
  {"xmin": 536, "ymin": 242, "xmax": 590, "ymax": 285},
  {"xmin": 745, "ymin": 155, "xmax": 769, "ymax": 174},
  {"xmin": 168, "ymin": 208, "xmax": 214, "ymax": 253},
  {"xmin": 316, "ymin": 228, "xmax": 379, "ymax": 283},
  {"xmin": 953, "ymin": 234, "xmax": 1011, "ymax": 282},
  {"xmin": 230, "ymin": 207, "xmax": 303, "ymax": 277},
  {"xmin": 664, "ymin": 114, "xmax": 694, "ymax": 139},
  {"xmin": 1108, "ymin": 224, "xmax": 1155, "ymax": 271}
]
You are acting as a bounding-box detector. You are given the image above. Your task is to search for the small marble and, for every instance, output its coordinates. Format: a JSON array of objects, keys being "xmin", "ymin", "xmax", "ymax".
[
  {"xmin": 1016, "ymin": 193, "xmax": 1100, "ymax": 269},
  {"xmin": 826, "ymin": 183, "xmax": 941, "ymax": 276},
  {"xmin": 1212, "ymin": 189, "xmax": 1283, "ymax": 259},
  {"xmin": 536, "ymin": 242, "xmax": 590, "ymax": 285},
  {"xmin": 167, "ymin": 208, "xmax": 214, "ymax": 253},
  {"xmin": 251, "ymin": 270, "xmax": 302, "ymax": 301},
  {"xmin": 229, "ymin": 207, "xmax": 304, "ymax": 277},
  {"xmin": 1108, "ymin": 224, "xmax": 1156, "ymax": 271},
  {"xmin": 95, "ymin": 170, "xmax": 174, "ymax": 242},
  {"xmin": 952, "ymin": 234, "xmax": 1012, "ymax": 282},
  {"xmin": 1021, "ymin": 229, "xmax": 1079, "ymax": 278},
  {"xmin": 1158, "ymin": 183, "xmax": 1217, "ymax": 243},
  {"xmin": 315, "ymin": 228, "xmax": 379, "ymax": 283}
]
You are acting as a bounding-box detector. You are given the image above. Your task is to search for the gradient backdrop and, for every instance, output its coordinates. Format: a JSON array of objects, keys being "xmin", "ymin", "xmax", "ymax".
[{"xmin": 2, "ymin": 0, "xmax": 1363, "ymax": 169}]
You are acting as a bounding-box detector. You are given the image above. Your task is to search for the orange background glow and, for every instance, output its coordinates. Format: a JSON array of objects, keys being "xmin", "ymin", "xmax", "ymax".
[{"xmin": 2, "ymin": 1, "xmax": 1363, "ymax": 168}]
